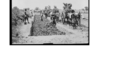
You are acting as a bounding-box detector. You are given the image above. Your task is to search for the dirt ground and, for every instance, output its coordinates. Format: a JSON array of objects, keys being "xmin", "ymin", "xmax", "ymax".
[{"xmin": 13, "ymin": 13, "xmax": 88, "ymax": 44}]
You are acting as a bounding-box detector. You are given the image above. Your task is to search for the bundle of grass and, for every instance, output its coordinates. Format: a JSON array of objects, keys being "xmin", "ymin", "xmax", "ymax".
[{"xmin": 31, "ymin": 15, "xmax": 66, "ymax": 36}]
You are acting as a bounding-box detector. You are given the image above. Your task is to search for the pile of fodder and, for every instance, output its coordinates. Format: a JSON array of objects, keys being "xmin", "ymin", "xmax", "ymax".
[{"xmin": 31, "ymin": 15, "xmax": 66, "ymax": 36}]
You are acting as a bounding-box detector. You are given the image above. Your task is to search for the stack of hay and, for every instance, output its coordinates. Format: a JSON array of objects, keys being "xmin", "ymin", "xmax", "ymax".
[{"xmin": 31, "ymin": 15, "xmax": 66, "ymax": 36}]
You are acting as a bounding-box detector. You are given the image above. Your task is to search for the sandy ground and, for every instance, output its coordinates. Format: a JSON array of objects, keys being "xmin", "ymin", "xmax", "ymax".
[
  {"xmin": 13, "ymin": 14, "xmax": 88, "ymax": 44},
  {"xmin": 18, "ymin": 16, "xmax": 34, "ymax": 37}
]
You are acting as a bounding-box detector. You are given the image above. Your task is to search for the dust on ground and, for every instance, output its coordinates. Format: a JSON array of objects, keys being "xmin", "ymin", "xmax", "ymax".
[{"xmin": 13, "ymin": 14, "xmax": 88, "ymax": 44}]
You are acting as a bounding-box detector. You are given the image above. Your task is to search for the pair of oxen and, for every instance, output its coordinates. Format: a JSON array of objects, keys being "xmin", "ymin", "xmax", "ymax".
[
  {"xmin": 43, "ymin": 9, "xmax": 81, "ymax": 28},
  {"xmin": 62, "ymin": 9, "xmax": 81, "ymax": 28}
]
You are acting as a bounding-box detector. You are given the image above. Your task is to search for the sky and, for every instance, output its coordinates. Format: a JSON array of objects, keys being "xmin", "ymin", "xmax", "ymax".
[{"xmin": 12, "ymin": 0, "xmax": 88, "ymax": 9}]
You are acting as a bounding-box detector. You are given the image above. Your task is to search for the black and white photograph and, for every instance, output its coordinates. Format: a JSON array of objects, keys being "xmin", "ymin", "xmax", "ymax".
[{"xmin": 11, "ymin": 0, "xmax": 89, "ymax": 45}]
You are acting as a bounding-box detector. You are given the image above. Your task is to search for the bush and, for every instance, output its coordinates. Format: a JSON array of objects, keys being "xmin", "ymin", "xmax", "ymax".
[{"xmin": 12, "ymin": 7, "xmax": 24, "ymax": 37}]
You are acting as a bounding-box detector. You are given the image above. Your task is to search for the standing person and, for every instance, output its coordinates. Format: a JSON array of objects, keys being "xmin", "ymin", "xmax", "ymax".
[
  {"xmin": 77, "ymin": 11, "xmax": 81, "ymax": 26},
  {"xmin": 24, "ymin": 8, "xmax": 29, "ymax": 24},
  {"xmin": 24, "ymin": 8, "xmax": 33, "ymax": 24},
  {"xmin": 54, "ymin": 6, "xmax": 60, "ymax": 22},
  {"xmin": 44, "ymin": 6, "xmax": 51, "ymax": 18}
]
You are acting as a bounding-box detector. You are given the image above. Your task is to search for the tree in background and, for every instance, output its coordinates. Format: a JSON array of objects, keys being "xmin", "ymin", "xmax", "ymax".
[
  {"xmin": 34, "ymin": 7, "xmax": 41, "ymax": 13},
  {"xmin": 47, "ymin": 5, "xmax": 51, "ymax": 10},
  {"xmin": 35, "ymin": 7, "xmax": 39, "ymax": 10},
  {"xmin": 85, "ymin": 6, "xmax": 89, "ymax": 11},
  {"xmin": 43, "ymin": 6, "xmax": 52, "ymax": 17},
  {"xmin": 63, "ymin": 3, "xmax": 74, "ymax": 14},
  {"xmin": 12, "ymin": 7, "xmax": 20, "ymax": 26},
  {"xmin": 63, "ymin": 3, "xmax": 72, "ymax": 10},
  {"xmin": 53, "ymin": 6, "xmax": 59, "ymax": 13}
]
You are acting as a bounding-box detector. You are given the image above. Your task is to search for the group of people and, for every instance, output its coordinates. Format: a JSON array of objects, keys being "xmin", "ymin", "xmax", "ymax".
[
  {"xmin": 22, "ymin": 3, "xmax": 81, "ymax": 28},
  {"xmin": 42, "ymin": 3, "xmax": 81, "ymax": 28}
]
